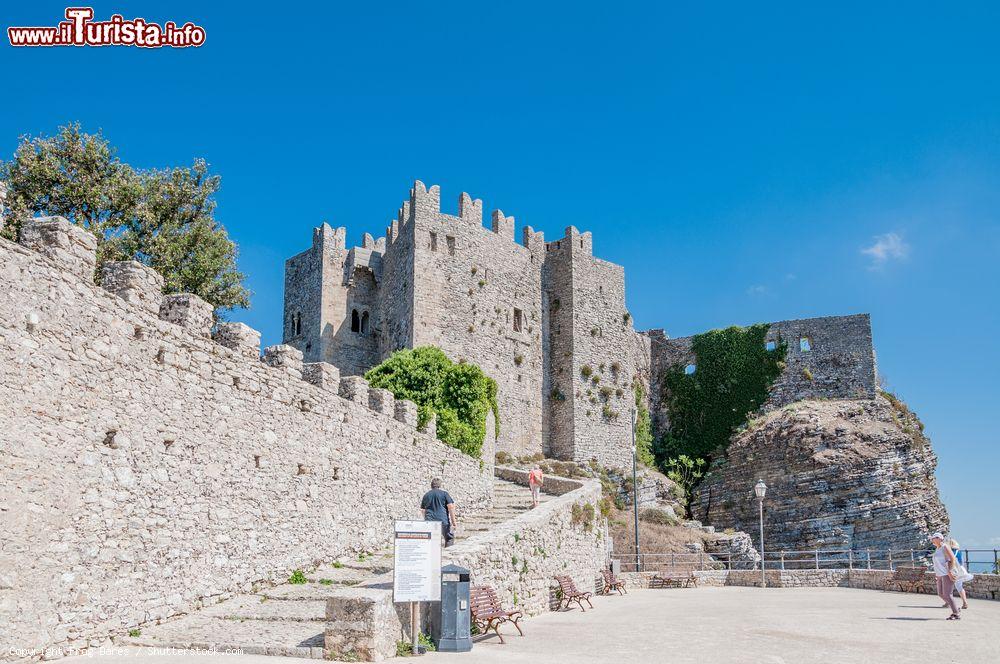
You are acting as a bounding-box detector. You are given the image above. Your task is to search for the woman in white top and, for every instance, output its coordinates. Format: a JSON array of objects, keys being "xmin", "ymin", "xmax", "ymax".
[{"xmin": 930, "ymin": 532, "xmax": 961, "ymax": 620}]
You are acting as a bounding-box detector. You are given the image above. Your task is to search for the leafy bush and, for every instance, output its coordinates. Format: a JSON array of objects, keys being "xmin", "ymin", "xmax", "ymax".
[
  {"xmin": 580, "ymin": 365, "xmax": 593, "ymax": 378},
  {"xmin": 664, "ymin": 455, "xmax": 706, "ymax": 506},
  {"xmin": 639, "ymin": 508, "xmax": 679, "ymax": 526},
  {"xmin": 365, "ymin": 346, "xmax": 499, "ymax": 457},
  {"xmin": 288, "ymin": 569, "xmax": 307, "ymax": 584},
  {"xmin": 634, "ymin": 384, "xmax": 655, "ymax": 467}
]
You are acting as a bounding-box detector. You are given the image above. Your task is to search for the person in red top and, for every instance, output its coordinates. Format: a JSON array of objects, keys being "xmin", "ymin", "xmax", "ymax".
[{"xmin": 528, "ymin": 464, "xmax": 544, "ymax": 508}]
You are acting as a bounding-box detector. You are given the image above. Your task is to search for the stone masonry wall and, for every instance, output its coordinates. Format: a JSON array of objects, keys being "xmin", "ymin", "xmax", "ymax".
[
  {"xmin": 324, "ymin": 470, "xmax": 609, "ymax": 661},
  {"xmin": 647, "ymin": 314, "xmax": 878, "ymax": 435},
  {"xmin": 408, "ymin": 183, "xmax": 546, "ymax": 458},
  {"xmin": 0, "ymin": 223, "xmax": 493, "ymax": 659},
  {"xmin": 543, "ymin": 228, "xmax": 639, "ymax": 469},
  {"xmin": 621, "ymin": 568, "xmax": 1000, "ymax": 600}
]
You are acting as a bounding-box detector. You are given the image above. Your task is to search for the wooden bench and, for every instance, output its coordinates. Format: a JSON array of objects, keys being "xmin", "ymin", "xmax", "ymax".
[
  {"xmin": 470, "ymin": 585, "xmax": 523, "ymax": 644},
  {"xmin": 651, "ymin": 565, "xmax": 699, "ymax": 588},
  {"xmin": 555, "ymin": 575, "xmax": 594, "ymax": 611},
  {"xmin": 885, "ymin": 566, "xmax": 929, "ymax": 593},
  {"xmin": 601, "ymin": 569, "xmax": 627, "ymax": 595}
]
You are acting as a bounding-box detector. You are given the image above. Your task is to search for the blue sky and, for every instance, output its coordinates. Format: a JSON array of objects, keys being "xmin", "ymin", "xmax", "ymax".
[{"xmin": 3, "ymin": 1, "xmax": 998, "ymax": 548}]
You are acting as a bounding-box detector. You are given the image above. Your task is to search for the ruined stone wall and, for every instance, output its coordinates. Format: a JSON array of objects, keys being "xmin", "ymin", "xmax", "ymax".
[
  {"xmin": 406, "ymin": 182, "xmax": 546, "ymax": 458},
  {"xmin": 0, "ymin": 221, "xmax": 493, "ymax": 659},
  {"xmin": 542, "ymin": 227, "xmax": 637, "ymax": 470},
  {"xmin": 647, "ymin": 314, "xmax": 878, "ymax": 436}
]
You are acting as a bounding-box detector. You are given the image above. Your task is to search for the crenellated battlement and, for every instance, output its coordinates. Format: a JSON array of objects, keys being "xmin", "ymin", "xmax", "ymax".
[{"xmin": 7, "ymin": 217, "xmax": 432, "ymax": 438}]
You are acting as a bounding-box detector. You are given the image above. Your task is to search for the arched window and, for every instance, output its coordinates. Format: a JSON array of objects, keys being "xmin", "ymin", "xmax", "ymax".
[
  {"xmin": 351, "ymin": 309, "xmax": 360, "ymax": 333},
  {"xmin": 360, "ymin": 311, "xmax": 370, "ymax": 335},
  {"xmin": 294, "ymin": 313, "xmax": 302, "ymax": 336}
]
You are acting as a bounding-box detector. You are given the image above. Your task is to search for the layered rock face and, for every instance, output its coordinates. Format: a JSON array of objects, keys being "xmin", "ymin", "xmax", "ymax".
[{"xmin": 693, "ymin": 396, "xmax": 949, "ymax": 552}]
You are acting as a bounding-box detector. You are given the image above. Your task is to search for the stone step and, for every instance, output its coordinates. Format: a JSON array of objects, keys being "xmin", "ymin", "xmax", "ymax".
[
  {"xmin": 262, "ymin": 583, "xmax": 365, "ymax": 601},
  {"xmin": 201, "ymin": 595, "xmax": 328, "ymax": 622},
  {"xmin": 121, "ymin": 614, "xmax": 325, "ymax": 659}
]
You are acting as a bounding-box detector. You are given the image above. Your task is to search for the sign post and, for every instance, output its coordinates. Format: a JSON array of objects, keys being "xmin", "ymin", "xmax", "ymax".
[{"xmin": 394, "ymin": 520, "xmax": 442, "ymax": 655}]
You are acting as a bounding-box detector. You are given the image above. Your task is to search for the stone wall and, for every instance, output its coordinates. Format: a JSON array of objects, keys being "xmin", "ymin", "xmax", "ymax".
[
  {"xmin": 543, "ymin": 228, "xmax": 640, "ymax": 469},
  {"xmin": 647, "ymin": 314, "xmax": 878, "ymax": 434},
  {"xmin": 324, "ymin": 471, "xmax": 609, "ymax": 660},
  {"xmin": 621, "ymin": 568, "xmax": 1000, "ymax": 600},
  {"xmin": 0, "ymin": 222, "xmax": 493, "ymax": 659},
  {"xmin": 407, "ymin": 183, "xmax": 546, "ymax": 458}
]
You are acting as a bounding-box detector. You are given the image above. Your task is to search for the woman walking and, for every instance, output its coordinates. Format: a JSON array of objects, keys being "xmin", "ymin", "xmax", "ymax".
[
  {"xmin": 948, "ymin": 538, "xmax": 970, "ymax": 610},
  {"xmin": 528, "ymin": 464, "xmax": 545, "ymax": 508},
  {"xmin": 930, "ymin": 532, "xmax": 962, "ymax": 620}
]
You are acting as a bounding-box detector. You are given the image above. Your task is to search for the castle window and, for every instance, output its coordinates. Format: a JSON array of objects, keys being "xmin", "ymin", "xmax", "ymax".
[
  {"xmin": 684, "ymin": 364, "xmax": 697, "ymax": 375},
  {"xmin": 580, "ymin": 238, "xmax": 584, "ymax": 248},
  {"xmin": 513, "ymin": 308, "xmax": 523, "ymax": 332},
  {"xmin": 765, "ymin": 340, "xmax": 776, "ymax": 351},
  {"xmin": 361, "ymin": 311, "xmax": 370, "ymax": 335},
  {"xmin": 446, "ymin": 236, "xmax": 456, "ymax": 256},
  {"xmin": 430, "ymin": 232, "xmax": 438, "ymax": 251},
  {"xmin": 800, "ymin": 337, "xmax": 812, "ymax": 352},
  {"xmin": 294, "ymin": 313, "xmax": 302, "ymax": 336},
  {"xmin": 351, "ymin": 309, "xmax": 360, "ymax": 333}
]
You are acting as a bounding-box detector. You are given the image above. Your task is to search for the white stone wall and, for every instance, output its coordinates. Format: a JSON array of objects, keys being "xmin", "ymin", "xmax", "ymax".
[
  {"xmin": 0, "ymin": 227, "xmax": 493, "ymax": 659},
  {"xmin": 444, "ymin": 471, "xmax": 609, "ymax": 616}
]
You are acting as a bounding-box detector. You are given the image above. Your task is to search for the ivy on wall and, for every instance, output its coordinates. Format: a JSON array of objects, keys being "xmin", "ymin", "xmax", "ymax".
[
  {"xmin": 634, "ymin": 383, "xmax": 655, "ymax": 467},
  {"xmin": 656, "ymin": 323, "xmax": 787, "ymax": 462},
  {"xmin": 365, "ymin": 346, "xmax": 500, "ymax": 458}
]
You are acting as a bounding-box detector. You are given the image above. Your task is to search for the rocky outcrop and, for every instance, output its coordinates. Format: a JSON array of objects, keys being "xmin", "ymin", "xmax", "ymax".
[{"xmin": 693, "ymin": 396, "xmax": 948, "ymax": 552}]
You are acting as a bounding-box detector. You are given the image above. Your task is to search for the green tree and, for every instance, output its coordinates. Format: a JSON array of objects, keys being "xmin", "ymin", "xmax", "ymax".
[
  {"xmin": 1, "ymin": 123, "xmax": 249, "ymax": 312},
  {"xmin": 365, "ymin": 346, "xmax": 499, "ymax": 458}
]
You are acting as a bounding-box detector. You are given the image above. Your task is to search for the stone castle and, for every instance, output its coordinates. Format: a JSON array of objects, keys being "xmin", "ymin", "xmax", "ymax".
[{"xmin": 283, "ymin": 181, "xmax": 880, "ymax": 469}]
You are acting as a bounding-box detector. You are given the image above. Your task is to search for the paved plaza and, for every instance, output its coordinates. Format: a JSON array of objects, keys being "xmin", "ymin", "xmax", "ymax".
[{"xmin": 61, "ymin": 587, "xmax": 1000, "ymax": 664}]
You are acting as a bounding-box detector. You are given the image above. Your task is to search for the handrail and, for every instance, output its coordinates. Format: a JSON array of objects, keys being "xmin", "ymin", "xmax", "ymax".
[{"xmin": 610, "ymin": 548, "xmax": 1000, "ymax": 574}]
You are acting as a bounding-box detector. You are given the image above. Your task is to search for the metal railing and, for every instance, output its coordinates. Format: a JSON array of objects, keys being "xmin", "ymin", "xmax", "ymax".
[{"xmin": 611, "ymin": 548, "xmax": 1000, "ymax": 574}]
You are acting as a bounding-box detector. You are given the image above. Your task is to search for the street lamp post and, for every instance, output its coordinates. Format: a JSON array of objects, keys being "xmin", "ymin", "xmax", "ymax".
[
  {"xmin": 754, "ymin": 479, "xmax": 767, "ymax": 588},
  {"xmin": 632, "ymin": 408, "xmax": 640, "ymax": 573}
]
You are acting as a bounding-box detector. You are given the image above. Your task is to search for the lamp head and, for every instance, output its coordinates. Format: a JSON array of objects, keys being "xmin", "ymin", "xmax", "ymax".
[{"xmin": 754, "ymin": 479, "xmax": 767, "ymax": 500}]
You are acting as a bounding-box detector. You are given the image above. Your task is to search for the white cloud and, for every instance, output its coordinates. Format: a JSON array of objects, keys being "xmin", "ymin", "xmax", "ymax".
[
  {"xmin": 746, "ymin": 284, "xmax": 770, "ymax": 297},
  {"xmin": 861, "ymin": 232, "xmax": 910, "ymax": 269}
]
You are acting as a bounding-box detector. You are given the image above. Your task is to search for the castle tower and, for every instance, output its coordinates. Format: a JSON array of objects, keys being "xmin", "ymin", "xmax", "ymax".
[{"xmin": 542, "ymin": 227, "xmax": 637, "ymax": 469}]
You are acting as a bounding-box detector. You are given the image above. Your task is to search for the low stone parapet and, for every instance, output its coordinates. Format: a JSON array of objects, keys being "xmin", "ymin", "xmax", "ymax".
[
  {"xmin": 160, "ymin": 293, "xmax": 214, "ymax": 338},
  {"xmin": 19, "ymin": 216, "xmax": 97, "ymax": 279}
]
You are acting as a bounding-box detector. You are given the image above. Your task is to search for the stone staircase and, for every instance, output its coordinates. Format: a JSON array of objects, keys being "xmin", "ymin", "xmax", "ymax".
[{"xmin": 121, "ymin": 477, "xmax": 549, "ymax": 658}]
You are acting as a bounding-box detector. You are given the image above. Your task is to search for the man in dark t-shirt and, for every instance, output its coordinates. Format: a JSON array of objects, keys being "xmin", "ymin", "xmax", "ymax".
[{"xmin": 420, "ymin": 477, "xmax": 456, "ymax": 547}]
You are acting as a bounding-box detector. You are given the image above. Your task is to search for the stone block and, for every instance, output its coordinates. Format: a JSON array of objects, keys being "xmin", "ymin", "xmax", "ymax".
[
  {"xmin": 100, "ymin": 260, "xmax": 164, "ymax": 314},
  {"xmin": 212, "ymin": 322, "xmax": 261, "ymax": 358},
  {"xmin": 19, "ymin": 216, "xmax": 98, "ymax": 279},
  {"xmin": 338, "ymin": 376, "xmax": 369, "ymax": 404},
  {"xmin": 324, "ymin": 589, "xmax": 400, "ymax": 661},
  {"xmin": 394, "ymin": 399, "xmax": 418, "ymax": 427},
  {"xmin": 159, "ymin": 293, "xmax": 214, "ymax": 338},
  {"xmin": 262, "ymin": 344, "xmax": 304, "ymax": 380},
  {"xmin": 421, "ymin": 413, "xmax": 437, "ymax": 438},
  {"xmin": 302, "ymin": 362, "xmax": 340, "ymax": 393},
  {"xmin": 368, "ymin": 388, "xmax": 394, "ymax": 415}
]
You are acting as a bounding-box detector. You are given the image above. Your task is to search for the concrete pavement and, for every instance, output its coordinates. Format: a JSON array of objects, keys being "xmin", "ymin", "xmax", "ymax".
[{"xmin": 58, "ymin": 587, "xmax": 1000, "ymax": 664}]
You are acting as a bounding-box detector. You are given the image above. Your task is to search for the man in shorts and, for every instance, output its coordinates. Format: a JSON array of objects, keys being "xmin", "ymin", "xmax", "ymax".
[{"xmin": 420, "ymin": 477, "xmax": 457, "ymax": 547}]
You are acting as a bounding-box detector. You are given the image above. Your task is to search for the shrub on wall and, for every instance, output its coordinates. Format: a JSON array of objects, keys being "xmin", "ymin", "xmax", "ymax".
[
  {"xmin": 365, "ymin": 346, "xmax": 499, "ymax": 458},
  {"xmin": 633, "ymin": 383, "xmax": 656, "ymax": 467},
  {"xmin": 657, "ymin": 323, "xmax": 786, "ymax": 461}
]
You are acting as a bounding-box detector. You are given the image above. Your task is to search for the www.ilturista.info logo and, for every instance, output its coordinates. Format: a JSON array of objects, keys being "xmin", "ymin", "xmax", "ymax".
[{"xmin": 8, "ymin": 7, "xmax": 206, "ymax": 48}]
